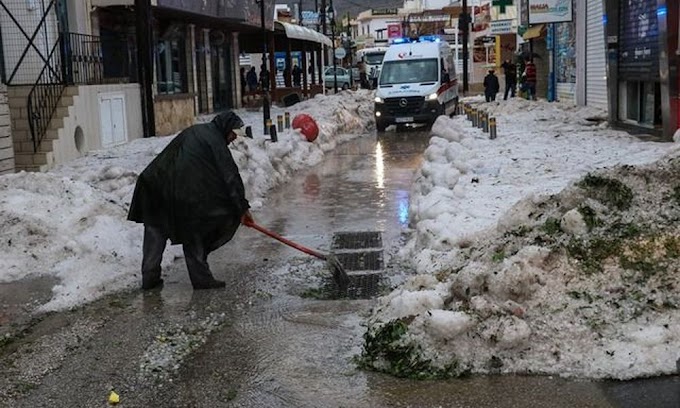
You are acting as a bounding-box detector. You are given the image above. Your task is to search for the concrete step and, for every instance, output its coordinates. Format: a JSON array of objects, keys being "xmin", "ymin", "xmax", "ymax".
[
  {"xmin": 54, "ymin": 106, "xmax": 71, "ymax": 119},
  {"xmin": 59, "ymin": 95, "xmax": 74, "ymax": 107},
  {"xmin": 15, "ymin": 163, "xmax": 49, "ymax": 173},
  {"xmin": 14, "ymin": 151, "xmax": 53, "ymax": 167},
  {"xmin": 7, "ymin": 97, "xmax": 26, "ymax": 109},
  {"xmin": 64, "ymin": 86, "xmax": 79, "ymax": 96},
  {"xmin": 7, "ymin": 86, "xmax": 33, "ymax": 98},
  {"xmin": 48, "ymin": 117, "xmax": 63, "ymax": 130}
]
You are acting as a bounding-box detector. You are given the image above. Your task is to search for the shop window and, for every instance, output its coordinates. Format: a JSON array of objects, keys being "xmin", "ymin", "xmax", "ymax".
[
  {"xmin": 625, "ymin": 81, "xmax": 640, "ymax": 121},
  {"xmin": 156, "ymin": 31, "xmax": 188, "ymax": 95},
  {"xmin": 622, "ymin": 80, "xmax": 661, "ymax": 127}
]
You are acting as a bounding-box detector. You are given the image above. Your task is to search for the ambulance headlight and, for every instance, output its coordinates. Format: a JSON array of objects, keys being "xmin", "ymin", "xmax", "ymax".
[
  {"xmin": 374, "ymin": 96, "xmax": 384, "ymax": 103},
  {"xmin": 427, "ymin": 93, "xmax": 438, "ymax": 101}
]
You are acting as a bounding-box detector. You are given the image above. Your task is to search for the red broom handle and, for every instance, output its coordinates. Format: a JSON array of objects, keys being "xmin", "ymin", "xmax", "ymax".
[{"xmin": 245, "ymin": 221, "xmax": 327, "ymax": 260}]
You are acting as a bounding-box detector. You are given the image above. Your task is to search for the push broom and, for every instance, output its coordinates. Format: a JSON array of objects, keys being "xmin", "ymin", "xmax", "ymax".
[{"xmin": 244, "ymin": 220, "xmax": 350, "ymax": 293}]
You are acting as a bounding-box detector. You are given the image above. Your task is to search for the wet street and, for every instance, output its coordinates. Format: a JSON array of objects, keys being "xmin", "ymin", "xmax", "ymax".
[{"xmin": 1, "ymin": 128, "xmax": 678, "ymax": 407}]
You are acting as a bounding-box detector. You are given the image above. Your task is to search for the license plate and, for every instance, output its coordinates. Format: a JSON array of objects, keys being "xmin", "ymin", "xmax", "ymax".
[{"xmin": 395, "ymin": 117, "xmax": 413, "ymax": 123}]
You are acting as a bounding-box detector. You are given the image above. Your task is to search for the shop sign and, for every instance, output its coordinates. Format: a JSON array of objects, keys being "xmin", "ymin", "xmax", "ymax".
[
  {"xmin": 387, "ymin": 24, "xmax": 402, "ymax": 38},
  {"xmin": 528, "ymin": 0, "xmax": 573, "ymax": 24},
  {"xmin": 490, "ymin": 20, "xmax": 514, "ymax": 35},
  {"xmin": 372, "ymin": 8, "xmax": 398, "ymax": 16}
]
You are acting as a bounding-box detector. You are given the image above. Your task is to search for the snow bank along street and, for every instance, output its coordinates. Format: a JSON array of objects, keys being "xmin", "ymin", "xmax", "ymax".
[
  {"xmin": 361, "ymin": 97, "xmax": 680, "ymax": 380},
  {"xmin": 0, "ymin": 91, "xmax": 374, "ymax": 311}
]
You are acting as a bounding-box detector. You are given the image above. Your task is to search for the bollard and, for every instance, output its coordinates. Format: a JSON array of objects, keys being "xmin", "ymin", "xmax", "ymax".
[
  {"xmin": 265, "ymin": 118, "xmax": 272, "ymax": 135},
  {"xmin": 483, "ymin": 112, "xmax": 489, "ymax": 133},
  {"xmin": 481, "ymin": 113, "xmax": 487, "ymax": 132},
  {"xmin": 284, "ymin": 112, "xmax": 291, "ymax": 128},
  {"xmin": 478, "ymin": 111, "xmax": 485, "ymax": 129},
  {"xmin": 245, "ymin": 125, "xmax": 253, "ymax": 139},
  {"xmin": 277, "ymin": 115, "xmax": 284, "ymax": 132},
  {"xmin": 270, "ymin": 124, "xmax": 278, "ymax": 142},
  {"xmin": 490, "ymin": 117, "xmax": 497, "ymax": 139},
  {"xmin": 471, "ymin": 108, "xmax": 477, "ymax": 126}
]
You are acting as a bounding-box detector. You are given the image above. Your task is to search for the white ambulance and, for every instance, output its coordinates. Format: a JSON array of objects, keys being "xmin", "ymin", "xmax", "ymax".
[{"xmin": 373, "ymin": 36, "xmax": 458, "ymax": 132}]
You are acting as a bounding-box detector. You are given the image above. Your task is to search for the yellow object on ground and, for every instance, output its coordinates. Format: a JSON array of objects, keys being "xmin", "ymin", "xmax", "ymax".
[{"xmin": 108, "ymin": 391, "xmax": 120, "ymax": 405}]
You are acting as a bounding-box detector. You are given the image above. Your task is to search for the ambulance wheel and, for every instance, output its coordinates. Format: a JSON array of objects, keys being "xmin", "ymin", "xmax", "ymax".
[{"xmin": 376, "ymin": 121, "xmax": 387, "ymax": 133}]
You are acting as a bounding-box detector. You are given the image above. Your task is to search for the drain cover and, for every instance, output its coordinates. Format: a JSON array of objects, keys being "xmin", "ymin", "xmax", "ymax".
[
  {"xmin": 332, "ymin": 231, "xmax": 383, "ymax": 250},
  {"xmin": 330, "ymin": 231, "xmax": 384, "ymax": 298}
]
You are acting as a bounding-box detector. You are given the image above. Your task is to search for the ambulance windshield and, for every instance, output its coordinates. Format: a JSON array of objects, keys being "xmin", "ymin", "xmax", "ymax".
[
  {"xmin": 364, "ymin": 52, "xmax": 386, "ymax": 65},
  {"xmin": 379, "ymin": 58, "xmax": 438, "ymax": 85}
]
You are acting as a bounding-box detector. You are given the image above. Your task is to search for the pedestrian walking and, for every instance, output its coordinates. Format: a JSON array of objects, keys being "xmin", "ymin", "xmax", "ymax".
[
  {"xmin": 128, "ymin": 111, "xmax": 254, "ymax": 291},
  {"xmin": 483, "ymin": 69, "xmax": 500, "ymax": 102},
  {"xmin": 501, "ymin": 59, "xmax": 517, "ymax": 100},
  {"xmin": 292, "ymin": 64, "xmax": 303, "ymax": 87},
  {"xmin": 522, "ymin": 58, "xmax": 537, "ymax": 100},
  {"xmin": 358, "ymin": 61, "xmax": 371, "ymax": 89},
  {"xmin": 246, "ymin": 67, "xmax": 258, "ymax": 92}
]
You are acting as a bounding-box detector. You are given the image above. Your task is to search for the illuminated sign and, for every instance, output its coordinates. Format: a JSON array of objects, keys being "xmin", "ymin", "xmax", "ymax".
[{"xmin": 528, "ymin": 0, "xmax": 573, "ymax": 24}]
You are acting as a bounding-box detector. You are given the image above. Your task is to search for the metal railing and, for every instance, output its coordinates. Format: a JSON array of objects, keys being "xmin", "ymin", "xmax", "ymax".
[
  {"xmin": 65, "ymin": 32, "xmax": 104, "ymax": 85},
  {"xmin": 27, "ymin": 35, "xmax": 65, "ymax": 153},
  {"xmin": 27, "ymin": 32, "xmax": 131, "ymax": 152}
]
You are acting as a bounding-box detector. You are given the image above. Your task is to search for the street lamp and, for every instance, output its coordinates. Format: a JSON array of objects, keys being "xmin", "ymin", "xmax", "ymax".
[
  {"xmin": 328, "ymin": 0, "xmax": 337, "ymax": 93},
  {"xmin": 255, "ymin": 0, "xmax": 271, "ymax": 133}
]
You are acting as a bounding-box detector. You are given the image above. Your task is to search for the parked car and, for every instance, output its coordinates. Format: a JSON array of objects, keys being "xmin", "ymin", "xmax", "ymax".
[{"xmin": 323, "ymin": 67, "xmax": 351, "ymax": 90}]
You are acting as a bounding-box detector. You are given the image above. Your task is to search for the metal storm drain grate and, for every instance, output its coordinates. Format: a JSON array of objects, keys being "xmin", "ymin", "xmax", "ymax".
[
  {"xmin": 330, "ymin": 231, "xmax": 384, "ymax": 298},
  {"xmin": 332, "ymin": 231, "xmax": 383, "ymax": 250}
]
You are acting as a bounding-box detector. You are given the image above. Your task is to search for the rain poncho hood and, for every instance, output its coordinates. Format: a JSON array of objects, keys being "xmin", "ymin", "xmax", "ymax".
[{"xmin": 128, "ymin": 111, "xmax": 249, "ymax": 246}]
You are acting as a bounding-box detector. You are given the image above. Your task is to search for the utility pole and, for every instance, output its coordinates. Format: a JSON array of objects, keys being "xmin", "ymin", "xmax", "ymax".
[
  {"xmin": 461, "ymin": 0, "xmax": 469, "ymax": 94},
  {"xmin": 315, "ymin": 0, "xmax": 319, "ymax": 31},
  {"xmin": 135, "ymin": 0, "xmax": 155, "ymax": 137},
  {"xmin": 257, "ymin": 0, "xmax": 270, "ymax": 133},
  {"xmin": 299, "ymin": 0, "xmax": 303, "ymax": 25},
  {"xmin": 321, "ymin": 0, "xmax": 328, "ymax": 66},
  {"xmin": 329, "ymin": 0, "xmax": 337, "ymax": 92}
]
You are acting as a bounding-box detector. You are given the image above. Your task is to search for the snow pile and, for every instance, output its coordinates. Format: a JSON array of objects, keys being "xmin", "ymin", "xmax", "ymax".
[
  {"xmin": 406, "ymin": 101, "xmax": 672, "ymax": 274},
  {"xmin": 362, "ymin": 98, "xmax": 680, "ymax": 380},
  {"xmin": 0, "ymin": 91, "xmax": 374, "ymax": 311}
]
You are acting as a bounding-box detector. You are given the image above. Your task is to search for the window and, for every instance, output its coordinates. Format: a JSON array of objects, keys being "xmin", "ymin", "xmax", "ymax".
[
  {"xmin": 379, "ymin": 58, "xmax": 439, "ymax": 85},
  {"xmin": 156, "ymin": 32, "xmax": 188, "ymax": 95},
  {"xmin": 622, "ymin": 80, "xmax": 661, "ymax": 127}
]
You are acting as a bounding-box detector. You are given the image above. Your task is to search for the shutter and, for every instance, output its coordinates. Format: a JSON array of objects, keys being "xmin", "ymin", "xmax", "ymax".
[
  {"xmin": 585, "ymin": 0, "xmax": 607, "ymax": 111},
  {"xmin": 618, "ymin": 0, "xmax": 659, "ymax": 81}
]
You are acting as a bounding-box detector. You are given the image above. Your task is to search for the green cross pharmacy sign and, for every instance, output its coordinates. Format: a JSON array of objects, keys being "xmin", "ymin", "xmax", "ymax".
[{"xmin": 492, "ymin": 0, "xmax": 513, "ymax": 13}]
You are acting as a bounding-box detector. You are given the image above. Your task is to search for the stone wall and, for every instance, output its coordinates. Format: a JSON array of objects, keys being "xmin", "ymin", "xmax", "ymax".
[
  {"xmin": 0, "ymin": 85, "xmax": 14, "ymax": 175},
  {"xmin": 154, "ymin": 96, "xmax": 195, "ymax": 136}
]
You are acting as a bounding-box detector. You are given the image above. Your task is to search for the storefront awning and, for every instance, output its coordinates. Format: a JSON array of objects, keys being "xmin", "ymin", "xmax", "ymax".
[
  {"xmin": 276, "ymin": 21, "xmax": 332, "ymax": 46},
  {"xmin": 523, "ymin": 24, "xmax": 545, "ymax": 40}
]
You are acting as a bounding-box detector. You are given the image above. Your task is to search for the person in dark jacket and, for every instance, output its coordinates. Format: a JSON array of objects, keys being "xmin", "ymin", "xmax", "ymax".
[
  {"xmin": 128, "ymin": 111, "xmax": 254, "ymax": 290},
  {"xmin": 501, "ymin": 59, "xmax": 517, "ymax": 100},
  {"xmin": 259, "ymin": 64, "xmax": 270, "ymax": 91},
  {"xmin": 246, "ymin": 67, "xmax": 258, "ymax": 92},
  {"xmin": 292, "ymin": 64, "xmax": 303, "ymax": 87},
  {"xmin": 483, "ymin": 69, "xmax": 500, "ymax": 102},
  {"xmin": 240, "ymin": 67, "xmax": 247, "ymax": 97}
]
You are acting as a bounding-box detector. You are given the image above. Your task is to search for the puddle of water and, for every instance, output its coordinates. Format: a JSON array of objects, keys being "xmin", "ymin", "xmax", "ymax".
[{"xmin": 0, "ymin": 276, "xmax": 58, "ymax": 335}]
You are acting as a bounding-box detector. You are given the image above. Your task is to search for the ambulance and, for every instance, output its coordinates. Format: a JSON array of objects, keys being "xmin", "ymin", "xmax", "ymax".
[{"xmin": 373, "ymin": 36, "xmax": 458, "ymax": 132}]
